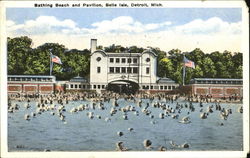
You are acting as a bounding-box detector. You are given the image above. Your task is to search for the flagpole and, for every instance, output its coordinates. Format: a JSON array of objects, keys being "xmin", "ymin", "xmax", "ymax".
[
  {"xmin": 50, "ymin": 62, "xmax": 54, "ymax": 76},
  {"xmin": 49, "ymin": 50, "xmax": 53, "ymax": 76},
  {"xmin": 183, "ymin": 55, "xmax": 186, "ymax": 86},
  {"xmin": 183, "ymin": 65, "xmax": 186, "ymax": 86}
]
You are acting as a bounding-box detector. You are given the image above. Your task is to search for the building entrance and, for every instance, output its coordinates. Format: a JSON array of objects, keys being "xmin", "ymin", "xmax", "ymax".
[{"xmin": 107, "ymin": 80, "xmax": 139, "ymax": 94}]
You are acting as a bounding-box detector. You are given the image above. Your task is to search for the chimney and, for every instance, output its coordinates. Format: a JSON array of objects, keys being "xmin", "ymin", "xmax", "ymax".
[{"xmin": 90, "ymin": 39, "xmax": 97, "ymax": 53}]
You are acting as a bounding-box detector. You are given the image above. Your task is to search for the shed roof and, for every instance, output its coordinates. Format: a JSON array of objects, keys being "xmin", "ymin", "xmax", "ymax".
[
  {"xmin": 157, "ymin": 78, "xmax": 176, "ymax": 84},
  {"xmin": 69, "ymin": 76, "xmax": 87, "ymax": 82}
]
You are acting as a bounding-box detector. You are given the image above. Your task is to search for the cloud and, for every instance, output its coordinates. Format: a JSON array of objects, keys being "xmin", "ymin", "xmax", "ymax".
[
  {"xmin": 6, "ymin": 15, "xmax": 242, "ymax": 53},
  {"xmin": 89, "ymin": 16, "xmax": 172, "ymax": 34},
  {"xmin": 25, "ymin": 16, "xmax": 76, "ymax": 28},
  {"xmin": 7, "ymin": 16, "xmax": 77, "ymax": 35},
  {"xmin": 6, "ymin": 20, "xmax": 15, "ymax": 27},
  {"xmin": 7, "ymin": 15, "xmax": 241, "ymax": 36},
  {"xmin": 7, "ymin": 15, "xmax": 172, "ymax": 36},
  {"xmin": 174, "ymin": 17, "xmax": 241, "ymax": 35}
]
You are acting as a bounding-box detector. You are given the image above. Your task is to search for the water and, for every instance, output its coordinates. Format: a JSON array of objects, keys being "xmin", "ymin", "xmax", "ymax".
[{"xmin": 8, "ymin": 99, "xmax": 243, "ymax": 151}]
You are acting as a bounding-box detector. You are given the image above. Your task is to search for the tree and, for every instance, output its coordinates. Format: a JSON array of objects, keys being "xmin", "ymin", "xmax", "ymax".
[
  {"xmin": 7, "ymin": 36, "xmax": 243, "ymax": 83},
  {"xmin": 214, "ymin": 61, "xmax": 229, "ymax": 78},
  {"xmin": 201, "ymin": 57, "xmax": 217, "ymax": 78},
  {"xmin": 188, "ymin": 48, "xmax": 205, "ymax": 65},
  {"xmin": 184, "ymin": 67, "xmax": 194, "ymax": 84},
  {"xmin": 35, "ymin": 43, "xmax": 66, "ymax": 77},
  {"xmin": 234, "ymin": 65, "xmax": 242, "ymax": 78},
  {"xmin": 61, "ymin": 49, "xmax": 90, "ymax": 80},
  {"xmin": 210, "ymin": 51, "xmax": 223, "ymax": 63},
  {"xmin": 192, "ymin": 65, "xmax": 203, "ymax": 78},
  {"xmin": 7, "ymin": 36, "xmax": 33, "ymax": 74},
  {"xmin": 158, "ymin": 58, "xmax": 174, "ymax": 77},
  {"xmin": 167, "ymin": 49, "xmax": 182, "ymax": 68},
  {"xmin": 172, "ymin": 64, "xmax": 183, "ymax": 84},
  {"xmin": 220, "ymin": 51, "xmax": 235, "ymax": 78},
  {"xmin": 128, "ymin": 46, "xmax": 144, "ymax": 53},
  {"xmin": 232, "ymin": 52, "xmax": 243, "ymax": 78}
]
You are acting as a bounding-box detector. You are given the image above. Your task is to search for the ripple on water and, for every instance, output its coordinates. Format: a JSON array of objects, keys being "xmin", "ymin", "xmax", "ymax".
[{"xmin": 8, "ymin": 100, "xmax": 243, "ymax": 151}]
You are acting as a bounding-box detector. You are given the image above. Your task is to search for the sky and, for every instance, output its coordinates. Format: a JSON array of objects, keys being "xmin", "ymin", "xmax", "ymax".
[{"xmin": 6, "ymin": 8, "xmax": 242, "ymax": 53}]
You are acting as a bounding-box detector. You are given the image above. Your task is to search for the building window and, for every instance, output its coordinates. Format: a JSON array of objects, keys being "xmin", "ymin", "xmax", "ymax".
[
  {"xmin": 164, "ymin": 86, "xmax": 168, "ymax": 90},
  {"xmin": 168, "ymin": 86, "xmax": 171, "ymax": 90},
  {"xmin": 116, "ymin": 58, "xmax": 120, "ymax": 63},
  {"xmin": 83, "ymin": 85, "xmax": 86, "ymax": 89},
  {"xmin": 133, "ymin": 58, "xmax": 137, "ymax": 63},
  {"xmin": 110, "ymin": 67, "xmax": 114, "ymax": 73},
  {"xmin": 146, "ymin": 67, "xmax": 150, "ymax": 74},
  {"xmin": 110, "ymin": 58, "xmax": 114, "ymax": 63},
  {"xmin": 79, "ymin": 85, "xmax": 82, "ymax": 89},
  {"xmin": 96, "ymin": 57, "xmax": 101, "ymax": 61},
  {"xmin": 154, "ymin": 86, "xmax": 159, "ymax": 90},
  {"xmin": 71, "ymin": 84, "xmax": 73, "ymax": 88},
  {"xmin": 127, "ymin": 67, "xmax": 131, "ymax": 73},
  {"xmin": 133, "ymin": 67, "xmax": 138, "ymax": 73},
  {"xmin": 172, "ymin": 86, "xmax": 175, "ymax": 89},
  {"xmin": 122, "ymin": 58, "xmax": 126, "ymax": 63},
  {"xmin": 121, "ymin": 67, "xmax": 126, "ymax": 73},
  {"xmin": 102, "ymin": 85, "xmax": 105, "ymax": 89},
  {"xmin": 97, "ymin": 67, "xmax": 101, "ymax": 73},
  {"xmin": 93, "ymin": 85, "xmax": 96, "ymax": 89},
  {"xmin": 150, "ymin": 86, "xmax": 153, "ymax": 89},
  {"xmin": 128, "ymin": 58, "xmax": 131, "ymax": 63},
  {"xmin": 146, "ymin": 58, "xmax": 150, "ymax": 62},
  {"xmin": 75, "ymin": 84, "xmax": 78, "ymax": 89},
  {"xmin": 98, "ymin": 85, "xmax": 101, "ymax": 89},
  {"xmin": 115, "ymin": 67, "xmax": 120, "ymax": 73},
  {"xmin": 142, "ymin": 85, "xmax": 146, "ymax": 89}
]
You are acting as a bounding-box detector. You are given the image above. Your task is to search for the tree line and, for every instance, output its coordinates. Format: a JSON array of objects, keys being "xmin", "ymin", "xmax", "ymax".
[{"xmin": 7, "ymin": 36, "xmax": 242, "ymax": 84}]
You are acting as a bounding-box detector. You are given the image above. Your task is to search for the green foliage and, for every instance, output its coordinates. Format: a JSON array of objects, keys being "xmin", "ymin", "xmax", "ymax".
[
  {"xmin": 7, "ymin": 36, "xmax": 90, "ymax": 80},
  {"xmin": 166, "ymin": 48, "xmax": 242, "ymax": 84},
  {"xmin": 158, "ymin": 58, "xmax": 174, "ymax": 77},
  {"xmin": 8, "ymin": 36, "xmax": 33, "ymax": 74},
  {"xmin": 104, "ymin": 44, "xmax": 128, "ymax": 53},
  {"xmin": 201, "ymin": 57, "xmax": 217, "ymax": 78},
  {"xmin": 7, "ymin": 36, "xmax": 243, "ymax": 83}
]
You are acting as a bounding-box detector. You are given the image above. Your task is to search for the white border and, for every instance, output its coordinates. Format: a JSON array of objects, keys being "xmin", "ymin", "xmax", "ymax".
[{"xmin": 0, "ymin": 1, "xmax": 249, "ymax": 158}]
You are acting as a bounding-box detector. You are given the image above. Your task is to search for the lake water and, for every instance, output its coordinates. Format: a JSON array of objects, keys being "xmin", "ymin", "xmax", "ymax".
[{"xmin": 8, "ymin": 98, "xmax": 243, "ymax": 151}]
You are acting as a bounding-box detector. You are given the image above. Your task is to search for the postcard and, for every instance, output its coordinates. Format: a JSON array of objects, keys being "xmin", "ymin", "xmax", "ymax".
[{"xmin": 0, "ymin": 0, "xmax": 249, "ymax": 158}]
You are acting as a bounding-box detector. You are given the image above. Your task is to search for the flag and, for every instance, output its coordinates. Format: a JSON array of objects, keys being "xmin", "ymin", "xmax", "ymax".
[
  {"xmin": 183, "ymin": 56, "xmax": 195, "ymax": 69},
  {"xmin": 51, "ymin": 54, "xmax": 62, "ymax": 64}
]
